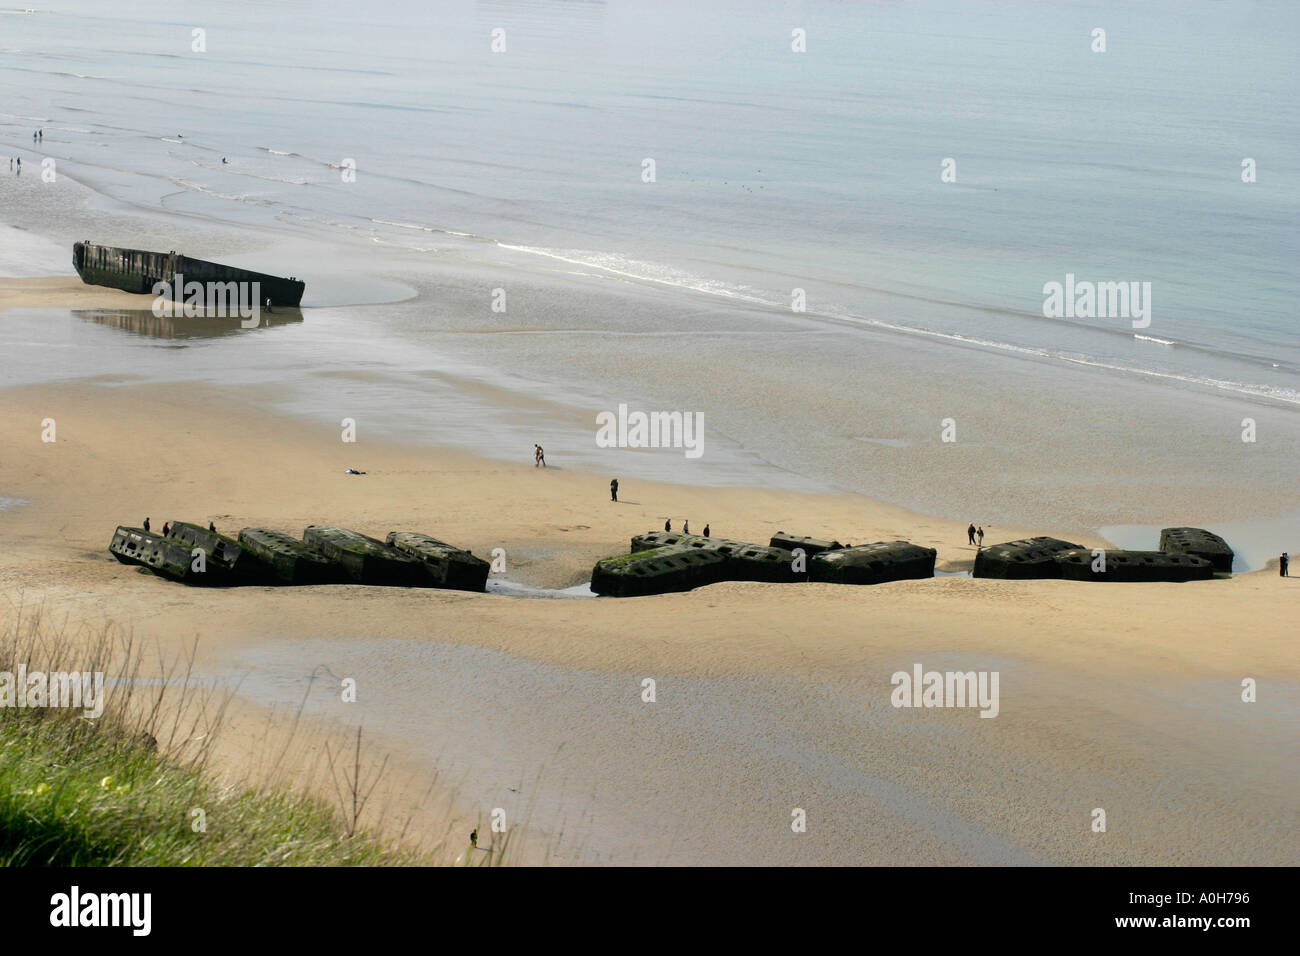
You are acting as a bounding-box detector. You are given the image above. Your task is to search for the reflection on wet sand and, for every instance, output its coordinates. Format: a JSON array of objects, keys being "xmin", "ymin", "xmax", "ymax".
[{"xmin": 74, "ymin": 307, "xmax": 304, "ymax": 340}]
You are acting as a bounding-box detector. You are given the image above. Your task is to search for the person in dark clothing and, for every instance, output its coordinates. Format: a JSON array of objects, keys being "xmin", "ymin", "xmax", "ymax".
[
  {"xmin": 162, "ymin": 522, "xmax": 170, "ymax": 536},
  {"xmin": 967, "ymin": 523, "xmax": 976, "ymax": 545},
  {"xmin": 469, "ymin": 829, "xmax": 478, "ymax": 848},
  {"xmin": 664, "ymin": 519, "xmax": 671, "ymax": 532},
  {"xmin": 977, "ymin": 526, "xmax": 984, "ymax": 548},
  {"xmin": 1282, "ymin": 552, "xmax": 1289, "ymax": 577},
  {"xmin": 143, "ymin": 517, "xmax": 150, "ymax": 532},
  {"xmin": 209, "ymin": 521, "xmax": 216, "ymax": 532},
  {"xmin": 703, "ymin": 524, "xmax": 710, "ymax": 538},
  {"xmin": 610, "ymin": 478, "xmax": 618, "ymax": 502},
  {"xmin": 683, "ymin": 520, "xmax": 690, "ymax": 535}
]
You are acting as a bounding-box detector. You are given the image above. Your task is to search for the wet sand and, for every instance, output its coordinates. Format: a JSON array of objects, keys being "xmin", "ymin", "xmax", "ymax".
[{"xmin": 0, "ymin": 370, "xmax": 1294, "ymax": 865}]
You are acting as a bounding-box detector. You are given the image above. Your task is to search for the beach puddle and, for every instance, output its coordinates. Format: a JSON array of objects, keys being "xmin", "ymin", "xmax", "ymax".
[{"xmin": 485, "ymin": 579, "xmax": 596, "ymax": 599}]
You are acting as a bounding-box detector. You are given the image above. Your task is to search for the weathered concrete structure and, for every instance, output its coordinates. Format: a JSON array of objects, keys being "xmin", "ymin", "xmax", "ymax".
[
  {"xmin": 630, "ymin": 532, "xmax": 798, "ymax": 583},
  {"xmin": 167, "ymin": 521, "xmax": 270, "ymax": 583},
  {"xmin": 591, "ymin": 547, "xmax": 729, "ymax": 598},
  {"xmin": 302, "ymin": 526, "xmax": 428, "ymax": 587},
  {"xmin": 769, "ymin": 532, "xmax": 843, "ymax": 556},
  {"xmin": 973, "ymin": 536, "xmax": 1083, "ymax": 579},
  {"xmin": 1159, "ymin": 527, "xmax": 1234, "ymax": 573},
  {"xmin": 385, "ymin": 532, "xmax": 490, "ymax": 592},
  {"xmin": 237, "ymin": 528, "xmax": 344, "ymax": 585},
  {"xmin": 1054, "ymin": 549, "xmax": 1214, "ymax": 582},
  {"xmin": 108, "ymin": 526, "xmax": 208, "ymax": 584},
  {"xmin": 810, "ymin": 541, "xmax": 936, "ymax": 585},
  {"xmin": 73, "ymin": 241, "xmax": 305, "ymax": 306}
]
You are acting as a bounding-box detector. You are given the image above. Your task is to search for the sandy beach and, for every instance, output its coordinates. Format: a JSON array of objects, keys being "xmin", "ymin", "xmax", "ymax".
[{"xmin": 1, "ymin": 278, "xmax": 1295, "ymax": 865}]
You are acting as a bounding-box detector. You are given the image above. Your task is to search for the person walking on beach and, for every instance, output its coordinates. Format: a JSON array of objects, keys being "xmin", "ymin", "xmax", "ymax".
[
  {"xmin": 162, "ymin": 522, "xmax": 170, "ymax": 536},
  {"xmin": 703, "ymin": 524, "xmax": 710, "ymax": 538},
  {"xmin": 665, "ymin": 519, "xmax": 671, "ymax": 532},
  {"xmin": 977, "ymin": 526, "xmax": 985, "ymax": 548},
  {"xmin": 683, "ymin": 520, "xmax": 690, "ymax": 535},
  {"xmin": 1281, "ymin": 552, "xmax": 1289, "ymax": 577},
  {"xmin": 967, "ymin": 523, "xmax": 976, "ymax": 546},
  {"xmin": 534, "ymin": 444, "xmax": 546, "ymax": 467},
  {"xmin": 143, "ymin": 517, "xmax": 150, "ymax": 532},
  {"xmin": 610, "ymin": 478, "xmax": 618, "ymax": 502},
  {"xmin": 209, "ymin": 521, "xmax": 216, "ymax": 532}
]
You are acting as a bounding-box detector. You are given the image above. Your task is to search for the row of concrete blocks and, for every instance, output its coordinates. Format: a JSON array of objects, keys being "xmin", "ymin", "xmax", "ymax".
[
  {"xmin": 972, "ymin": 528, "xmax": 1234, "ymax": 581},
  {"xmin": 590, "ymin": 531, "xmax": 938, "ymax": 597},
  {"xmin": 108, "ymin": 522, "xmax": 489, "ymax": 591}
]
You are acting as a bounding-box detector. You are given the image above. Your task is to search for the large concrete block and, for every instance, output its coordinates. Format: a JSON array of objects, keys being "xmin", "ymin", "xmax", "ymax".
[
  {"xmin": 237, "ymin": 528, "xmax": 344, "ymax": 585},
  {"xmin": 302, "ymin": 526, "xmax": 429, "ymax": 587},
  {"xmin": 769, "ymin": 532, "xmax": 843, "ymax": 556},
  {"xmin": 108, "ymin": 526, "xmax": 211, "ymax": 584},
  {"xmin": 630, "ymin": 532, "xmax": 798, "ymax": 582},
  {"xmin": 810, "ymin": 541, "xmax": 936, "ymax": 585},
  {"xmin": 973, "ymin": 536, "xmax": 1082, "ymax": 579},
  {"xmin": 167, "ymin": 521, "xmax": 273, "ymax": 583},
  {"xmin": 591, "ymin": 547, "xmax": 729, "ymax": 597},
  {"xmin": 386, "ymin": 532, "xmax": 490, "ymax": 592},
  {"xmin": 1054, "ymin": 549, "xmax": 1214, "ymax": 582},
  {"xmin": 1158, "ymin": 527, "xmax": 1234, "ymax": 573}
]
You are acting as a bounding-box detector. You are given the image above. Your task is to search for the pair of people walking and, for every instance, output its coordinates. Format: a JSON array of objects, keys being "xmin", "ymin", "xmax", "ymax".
[
  {"xmin": 534, "ymin": 443, "xmax": 546, "ymax": 467},
  {"xmin": 967, "ymin": 523, "xmax": 984, "ymax": 548}
]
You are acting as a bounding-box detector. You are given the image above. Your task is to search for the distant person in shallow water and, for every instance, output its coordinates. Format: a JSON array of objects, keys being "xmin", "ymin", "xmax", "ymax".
[
  {"xmin": 610, "ymin": 478, "xmax": 618, "ymax": 502},
  {"xmin": 143, "ymin": 518, "xmax": 150, "ymax": 532},
  {"xmin": 1281, "ymin": 552, "xmax": 1289, "ymax": 577},
  {"xmin": 977, "ymin": 526, "xmax": 984, "ymax": 548},
  {"xmin": 703, "ymin": 524, "xmax": 710, "ymax": 538},
  {"xmin": 664, "ymin": 519, "xmax": 671, "ymax": 532},
  {"xmin": 967, "ymin": 523, "xmax": 976, "ymax": 545}
]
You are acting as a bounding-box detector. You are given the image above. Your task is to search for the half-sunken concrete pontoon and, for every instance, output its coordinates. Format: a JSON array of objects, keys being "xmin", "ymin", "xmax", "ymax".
[
  {"xmin": 386, "ymin": 532, "xmax": 490, "ymax": 592},
  {"xmin": 630, "ymin": 532, "xmax": 797, "ymax": 583},
  {"xmin": 302, "ymin": 526, "xmax": 428, "ymax": 587},
  {"xmin": 1159, "ymin": 527, "xmax": 1234, "ymax": 573},
  {"xmin": 167, "ymin": 521, "xmax": 269, "ymax": 583},
  {"xmin": 237, "ymin": 528, "xmax": 344, "ymax": 585},
  {"xmin": 1055, "ymin": 549, "xmax": 1214, "ymax": 582},
  {"xmin": 109, "ymin": 526, "xmax": 209, "ymax": 584},
  {"xmin": 73, "ymin": 241, "xmax": 305, "ymax": 306},
  {"xmin": 973, "ymin": 536, "xmax": 1082, "ymax": 579},
  {"xmin": 769, "ymin": 532, "xmax": 843, "ymax": 556},
  {"xmin": 810, "ymin": 541, "xmax": 936, "ymax": 585},
  {"xmin": 591, "ymin": 547, "xmax": 729, "ymax": 598}
]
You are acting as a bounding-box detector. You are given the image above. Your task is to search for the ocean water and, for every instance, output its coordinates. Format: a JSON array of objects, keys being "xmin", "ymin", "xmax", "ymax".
[{"xmin": 1, "ymin": 0, "xmax": 1297, "ymax": 536}]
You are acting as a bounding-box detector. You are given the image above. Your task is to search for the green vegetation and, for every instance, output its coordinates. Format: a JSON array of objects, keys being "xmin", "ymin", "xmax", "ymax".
[
  {"xmin": 599, "ymin": 548, "xmax": 668, "ymax": 568},
  {"xmin": 0, "ymin": 603, "xmax": 505, "ymax": 866}
]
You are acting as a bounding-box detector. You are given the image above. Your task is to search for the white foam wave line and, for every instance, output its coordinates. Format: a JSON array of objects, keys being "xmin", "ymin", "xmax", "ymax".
[
  {"xmin": 1134, "ymin": 334, "xmax": 1175, "ymax": 345},
  {"xmin": 499, "ymin": 243, "xmax": 1300, "ymax": 408},
  {"xmin": 372, "ymin": 218, "xmax": 436, "ymax": 232}
]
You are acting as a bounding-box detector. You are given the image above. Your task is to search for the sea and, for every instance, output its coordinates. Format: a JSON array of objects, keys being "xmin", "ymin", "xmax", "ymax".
[{"xmin": 2, "ymin": 0, "xmax": 1297, "ymax": 543}]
